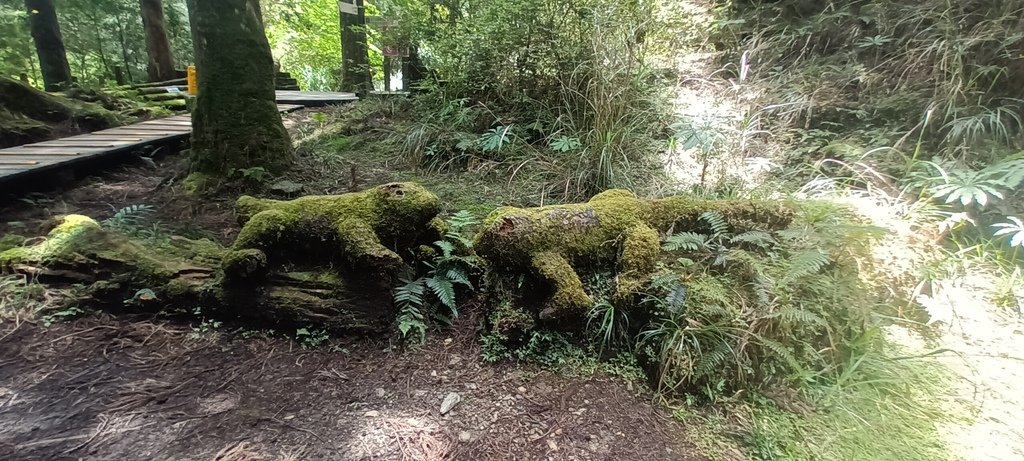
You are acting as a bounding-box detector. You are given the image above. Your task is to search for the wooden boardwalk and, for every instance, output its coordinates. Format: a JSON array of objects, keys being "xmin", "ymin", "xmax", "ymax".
[
  {"xmin": 0, "ymin": 104, "xmax": 304, "ymax": 184},
  {"xmin": 274, "ymin": 90, "xmax": 358, "ymax": 106}
]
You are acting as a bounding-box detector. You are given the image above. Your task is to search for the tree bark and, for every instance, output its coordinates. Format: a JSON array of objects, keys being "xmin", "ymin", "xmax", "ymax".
[
  {"xmin": 185, "ymin": 0, "xmax": 291, "ymax": 187},
  {"xmin": 140, "ymin": 0, "xmax": 177, "ymax": 82},
  {"xmin": 402, "ymin": 45, "xmax": 425, "ymax": 90},
  {"xmin": 24, "ymin": 0, "xmax": 71, "ymax": 91},
  {"xmin": 339, "ymin": 0, "xmax": 371, "ymax": 95}
]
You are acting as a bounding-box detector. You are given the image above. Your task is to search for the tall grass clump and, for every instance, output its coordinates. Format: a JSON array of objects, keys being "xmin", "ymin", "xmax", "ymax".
[
  {"xmin": 711, "ymin": 0, "xmax": 1024, "ymax": 268},
  {"xmin": 384, "ymin": 0, "xmax": 674, "ymax": 200}
]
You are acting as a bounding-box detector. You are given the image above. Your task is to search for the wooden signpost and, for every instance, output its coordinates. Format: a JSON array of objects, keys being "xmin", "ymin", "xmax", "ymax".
[{"xmin": 338, "ymin": 0, "xmax": 358, "ymax": 15}]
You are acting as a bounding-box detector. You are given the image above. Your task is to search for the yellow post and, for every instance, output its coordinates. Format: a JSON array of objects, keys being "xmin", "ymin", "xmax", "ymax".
[{"xmin": 187, "ymin": 65, "xmax": 197, "ymax": 95}]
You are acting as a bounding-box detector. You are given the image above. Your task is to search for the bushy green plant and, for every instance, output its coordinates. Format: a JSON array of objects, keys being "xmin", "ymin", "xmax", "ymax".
[
  {"xmin": 639, "ymin": 202, "xmax": 884, "ymax": 397},
  {"xmin": 394, "ymin": 210, "xmax": 481, "ymax": 343}
]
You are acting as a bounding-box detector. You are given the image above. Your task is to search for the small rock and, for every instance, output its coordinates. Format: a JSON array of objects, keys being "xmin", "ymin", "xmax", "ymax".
[
  {"xmin": 440, "ymin": 392, "xmax": 462, "ymax": 415},
  {"xmin": 444, "ymin": 338, "xmax": 453, "ymax": 344},
  {"xmin": 459, "ymin": 431, "xmax": 473, "ymax": 442},
  {"xmin": 465, "ymin": 383, "xmax": 478, "ymax": 390},
  {"xmin": 364, "ymin": 410, "xmax": 380, "ymax": 417},
  {"xmin": 546, "ymin": 439, "xmax": 558, "ymax": 451},
  {"xmin": 375, "ymin": 388, "xmax": 387, "ymax": 398},
  {"xmin": 269, "ymin": 180, "xmax": 304, "ymax": 194},
  {"xmin": 449, "ymin": 356, "xmax": 462, "ymax": 366},
  {"xmin": 517, "ymin": 386, "xmax": 527, "ymax": 393}
]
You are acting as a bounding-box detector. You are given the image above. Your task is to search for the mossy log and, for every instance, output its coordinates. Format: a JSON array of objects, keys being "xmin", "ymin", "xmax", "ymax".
[
  {"xmin": 0, "ymin": 215, "xmax": 396, "ymax": 332},
  {"xmin": 0, "ymin": 77, "xmax": 119, "ymax": 147},
  {"xmin": 224, "ymin": 182, "xmax": 443, "ymax": 280},
  {"xmin": 474, "ymin": 190, "xmax": 795, "ymax": 322}
]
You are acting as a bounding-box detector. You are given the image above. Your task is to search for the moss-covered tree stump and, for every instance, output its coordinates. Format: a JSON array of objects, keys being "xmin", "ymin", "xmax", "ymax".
[{"xmin": 474, "ymin": 190, "xmax": 795, "ymax": 323}]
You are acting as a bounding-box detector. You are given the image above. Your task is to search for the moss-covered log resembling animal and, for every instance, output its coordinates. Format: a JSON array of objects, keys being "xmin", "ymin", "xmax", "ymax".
[
  {"xmin": 474, "ymin": 190, "xmax": 795, "ymax": 321},
  {"xmin": 0, "ymin": 215, "xmax": 405, "ymax": 332},
  {"xmin": 223, "ymin": 182, "xmax": 443, "ymax": 279}
]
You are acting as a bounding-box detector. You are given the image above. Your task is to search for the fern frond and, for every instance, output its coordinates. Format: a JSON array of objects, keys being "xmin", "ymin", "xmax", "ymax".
[
  {"xmin": 785, "ymin": 249, "xmax": 830, "ymax": 280},
  {"xmin": 103, "ymin": 204, "xmax": 155, "ymax": 228},
  {"xmin": 700, "ymin": 211, "xmax": 729, "ymax": 237},
  {"xmin": 665, "ymin": 283, "xmax": 688, "ymax": 313},
  {"xmin": 662, "ymin": 232, "xmax": 710, "ymax": 252},
  {"xmin": 730, "ymin": 230, "xmax": 776, "ymax": 249},
  {"xmin": 444, "ymin": 267, "xmax": 474, "ymax": 289},
  {"xmin": 447, "ymin": 210, "xmax": 479, "ymax": 230},
  {"xmin": 434, "ymin": 240, "xmax": 456, "ymax": 258},
  {"xmin": 426, "ymin": 277, "xmax": 457, "ymax": 311}
]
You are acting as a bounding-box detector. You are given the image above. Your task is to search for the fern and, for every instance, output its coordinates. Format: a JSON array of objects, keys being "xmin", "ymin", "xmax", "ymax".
[
  {"xmin": 730, "ymin": 230, "xmax": 776, "ymax": 249},
  {"xmin": 784, "ymin": 249, "xmax": 830, "ymax": 280},
  {"xmin": 662, "ymin": 232, "xmax": 710, "ymax": 252},
  {"xmin": 700, "ymin": 211, "xmax": 729, "ymax": 237},
  {"xmin": 103, "ymin": 204, "xmax": 155, "ymax": 229},
  {"xmin": 426, "ymin": 277, "xmax": 456, "ymax": 312},
  {"xmin": 394, "ymin": 269, "xmax": 427, "ymax": 343}
]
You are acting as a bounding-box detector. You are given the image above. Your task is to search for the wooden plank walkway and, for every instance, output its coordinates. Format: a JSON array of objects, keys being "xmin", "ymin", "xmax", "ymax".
[
  {"xmin": 0, "ymin": 104, "xmax": 304, "ymax": 184},
  {"xmin": 275, "ymin": 90, "xmax": 358, "ymax": 106}
]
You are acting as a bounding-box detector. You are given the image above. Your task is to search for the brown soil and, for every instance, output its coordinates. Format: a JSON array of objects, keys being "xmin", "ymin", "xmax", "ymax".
[
  {"xmin": 0, "ymin": 109, "xmax": 706, "ymax": 460},
  {"xmin": 0, "ymin": 311, "xmax": 702, "ymax": 461}
]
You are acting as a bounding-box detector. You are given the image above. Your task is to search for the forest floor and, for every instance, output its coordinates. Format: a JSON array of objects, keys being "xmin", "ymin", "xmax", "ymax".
[
  {"xmin": 1, "ymin": 102, "xmax": 1023, "ymax": 460},
  {"xmin": 0, "ymin": 115, "xmax": 710, "ymax": 461},
  {"xmin": 0, "ymin": 310, "xmax": 701, "ymax": 461}
]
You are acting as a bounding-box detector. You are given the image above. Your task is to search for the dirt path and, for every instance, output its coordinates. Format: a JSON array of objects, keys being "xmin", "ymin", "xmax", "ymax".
[
  {"xmin": 893, "ymin": 274, "xmax": 1024, "ymax": 461},
  {"xmin": 0, "ymin": 312, "xmax": 702, "ymax": 461}
]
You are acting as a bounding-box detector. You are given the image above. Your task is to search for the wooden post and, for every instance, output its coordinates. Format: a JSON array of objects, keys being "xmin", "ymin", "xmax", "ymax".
[{"xmin": 383, "ymin": 56, "xmax": 391, "ymax": 92}]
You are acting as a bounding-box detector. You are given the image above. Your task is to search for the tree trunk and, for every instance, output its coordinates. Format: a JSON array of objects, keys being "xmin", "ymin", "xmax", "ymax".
[
  {"xmin": 115, "ymin": 20, "xmax": 135, "ymax": 83},
  {"xmin": 185, "ymin": 0, "xmax": 291, "ymax": 189},
  {"xmin": 140, "ymin": 0, "xmax": 177, "ymax": 82},
  {"xmin": 24, "ymin": 0, "xmax": 71, "ymax": 91},
  {"xmin": 402, "ymin": 45, "xmax": 425, "ymax": 90},
  {"xmin": 339, "ymin": 0, "xmax": 371, "ymax": 95}
]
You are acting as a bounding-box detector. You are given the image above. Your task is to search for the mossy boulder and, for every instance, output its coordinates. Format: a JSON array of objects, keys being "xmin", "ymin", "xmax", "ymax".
[
  {"xmin": 224, "ymin": 182, "xmax": 443, "ymax": 279},
  {"xmin": 474, "ymin": 190, "xmax": 795, "ymax": 322}
]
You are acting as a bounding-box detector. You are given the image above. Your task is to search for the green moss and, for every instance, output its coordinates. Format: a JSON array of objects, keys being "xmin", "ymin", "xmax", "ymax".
[
  {"xmin": 0, "ymin": 77, "xmax": 120, "ymax": 132},
  {"xmin": 0, "ymin": 214, "xmax": 101, "ymax": 267},
  {"xmin": 533, "ymin": 251, "xmax": 594, "ymax": 319},
  {"xmin": 0, "ymin": 234, "xmax": 26, "ymax": 253},
  {"xmin": 181, "ymin": 172, "xmax": 217, "ymax": 195},
  {"xmin": 224, "ymin": 182, "xmax": 441, "ymax": 278},
  {"xmin": 475, "ymin": 189, "xmax": 795, "ymax": 323},
  {"xmin": 222, "ymin": 248, "xmax": 268, "ymax": 279},
  {"xmin": 489, "ymin": 300, "xmax": 535, "ymax": 336}
]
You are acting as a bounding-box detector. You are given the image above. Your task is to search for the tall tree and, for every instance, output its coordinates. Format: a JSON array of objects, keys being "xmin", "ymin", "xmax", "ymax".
[
  {"xmin": 24, "ymin": 0, "xmax": 71, "ymax": 90},
  {"xmin": 139, "ymin": 0, "xmax": 176, "ymax": 82},
  {"xmin": 339, "ymin": 0, "xmax": 371, "ymax": 94},
  {"xmin": 184, "ymin": 0, "xmax": 291, "ymax": 190}
]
